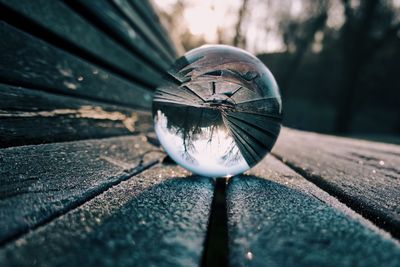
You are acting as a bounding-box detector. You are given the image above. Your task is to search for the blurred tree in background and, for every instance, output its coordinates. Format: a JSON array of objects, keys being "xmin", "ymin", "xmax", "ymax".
[{"xmin": 154, "ymin": 0, "xmax": 400, "ymax": 142}]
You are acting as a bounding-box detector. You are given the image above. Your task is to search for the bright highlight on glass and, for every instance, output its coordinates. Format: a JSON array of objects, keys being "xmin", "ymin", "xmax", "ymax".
[{"xmin": 153, "ymin": 45, "xmax": 282, "ymax": 177}]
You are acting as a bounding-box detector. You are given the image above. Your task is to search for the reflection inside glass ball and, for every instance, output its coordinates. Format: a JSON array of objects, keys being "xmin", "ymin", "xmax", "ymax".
[{"xmin": 153, "ymin": 45, "xmax": 282, "ymax": 177}]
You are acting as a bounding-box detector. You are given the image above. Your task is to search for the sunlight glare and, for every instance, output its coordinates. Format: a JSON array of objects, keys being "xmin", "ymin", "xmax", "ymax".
[
  {"xmin": 183, "ymin": 0, "xmax": 241, "ymax": 41},
  {"xmin": 153, "ymin": 0, "xmax": 241, "ymax": 43}
]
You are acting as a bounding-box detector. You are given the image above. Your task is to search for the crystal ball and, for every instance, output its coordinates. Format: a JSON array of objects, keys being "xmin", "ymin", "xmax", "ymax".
[{"xmin": 153, "ymin": 45, "xmax": 282, "ymax": 177}]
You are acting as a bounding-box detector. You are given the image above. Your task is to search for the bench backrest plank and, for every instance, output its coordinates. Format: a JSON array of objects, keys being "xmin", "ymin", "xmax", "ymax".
[
  {"xmin": 0, "ymin": 0, "xmax": 175, "ymax": 148},
  {"xmin": 0, "ymin": 0, "xmax": 165, "ymax": 87},
  {"xmin": 0, "ymin": 84, "xmax": 152, "ymax": 147},
  {"xmin": 70, "ymin": 0, "xmax": 173, "ymax": 69}
]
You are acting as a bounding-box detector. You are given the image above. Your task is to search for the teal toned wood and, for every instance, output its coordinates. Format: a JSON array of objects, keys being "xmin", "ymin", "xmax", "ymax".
[
  {"xmin": 129, "ymin": 0, "xmax": 178, "ymax": 56},
  {"xmin": 0, "ymin": 0, "xmax": 164, "ymax": 87},
  {"xmin": 0, "ymin": 135, "xmax": 160, "ymax": 243},
  {"xmin": 112, "ymin": 0, "xmax": 176, "ymax": 62},
  {"xmin": 273, "ymin": 128, "xmax": 400, "ymax": 238},
  {"xmin": 0, "ymin": 165, "xmax": 213, "ymax": 267},
  {"xmin": 0, "ymin": 84, "xmax": 152, "ymax": 147},
  {"xmin": 0, "ymin": 22, "xmax": 153, "ymax": 109},
  {"xmin": 228, "ymin": 155, "xmax": 400, "ymax": 267},
  {"xmin": 1, "ymin": 1, "xmax": 399, "ymax": 266},
  {"xmin": 73, "ymin": 0, "xmax": 173, "ymax": 70}
]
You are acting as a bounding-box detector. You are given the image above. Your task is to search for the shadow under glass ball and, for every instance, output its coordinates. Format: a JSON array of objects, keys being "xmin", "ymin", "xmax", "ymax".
[{"xmin": 153, "ymin": 45, "xmax": 282, "ymax": 177}]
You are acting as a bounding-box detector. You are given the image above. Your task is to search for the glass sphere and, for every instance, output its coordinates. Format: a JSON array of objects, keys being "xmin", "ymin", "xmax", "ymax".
[{"xmin": 153, "ymin": 45, "xmax": 282, "ymax": 177}]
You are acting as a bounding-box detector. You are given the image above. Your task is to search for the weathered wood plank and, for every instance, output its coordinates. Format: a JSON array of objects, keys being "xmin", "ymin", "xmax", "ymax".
[
  {"xmin": 0, "ymin": 165, "xmax": 213, "ymax": 267},
  {"xmin": 228, "ymin": 155, "xmax": 400, "ymax": 267},
  {"xmin": 0, "ymin": 135, "xmax": 161, "ymax": 244},
  {"xmin": 272, "ymin": 128, "xmax": 400, "ymax": 238},
  {"xmin": 0, "ymin": 84, "xmax": 152, "ymax": 147},
  {"xmin": 0, "ymin": 0, "xmax": 164, "ymax": 87},
  {"xmin": 70, "ymin": 0, "xmax": 173, "ymax": 70},
  {"xmin": 129, "ymin": 0, "xmax": 178, "ymax": 57},
  {"xmin": 0, "ymin": 22, "xmax": 153, "ymax": 109},
  {"xmin": 111, "ymin": 0, "xmax": 176, "ymax": 62}
]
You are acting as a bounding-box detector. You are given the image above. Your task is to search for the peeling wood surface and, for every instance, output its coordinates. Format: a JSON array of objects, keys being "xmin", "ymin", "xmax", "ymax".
[
  {"xmin": 273, "ymin": 128, "xmax": 400, "ymax": 238},
  {"xmin": 228, "ymin": 155, "xmax": 400, "ymax": 267},
  {"xmin": 0, "ymin": 22, "xmax": 153, "ymax": 109},
  {"xmin": 0, "ymin": 135, "xmax": 161, "ymax": 244},
  {"xmin": 0, "ymin": 84, "xmax": 152, "ymax": 147},
  {"xmin": 0, "ymin": 165, "xmax": 213, "ymax": 267}
]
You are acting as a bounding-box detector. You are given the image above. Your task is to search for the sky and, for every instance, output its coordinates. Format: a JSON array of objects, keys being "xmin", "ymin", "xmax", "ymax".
[
  {"xmin": 153, "ymin": 0, "xmax": 400, "ymax": 54},
  {"xmin": 153, "ymin": 0, "xmax": 287, "ymax": 53}
]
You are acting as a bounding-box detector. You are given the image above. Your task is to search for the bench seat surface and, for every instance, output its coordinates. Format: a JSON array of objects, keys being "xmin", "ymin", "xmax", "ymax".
[{"xmin": 1, "ymin": 132, "xmax": 400, "ymax": 267}]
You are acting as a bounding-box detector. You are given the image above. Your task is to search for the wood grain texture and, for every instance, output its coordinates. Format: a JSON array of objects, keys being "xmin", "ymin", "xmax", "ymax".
[
  {"xmin": 129, "ymin": 0, "xmax": 178, "ymax": 57},
  {"xmin": 0, "ymin": 0, "xmax": 164, "ymax": 87},
  {"xmin": 0, "ymin": 84, "xmax": 152, "ymax": 147},
  {"xmin": 0, "ymin": 135, "xmax": 161, "ymax": 244},
  {"xmin": 228, "ymin": 155, "xmax": 400, "ymax": 267},
  {"xmin": 0, "ymin": 22, "xmax": 153, "ymax": 109},
  {"xmin": 0, "ymin": 165, "xmax": 213, "ymax": 267},
  {"xmin": 72, "ymin": 0, "xmax": 173, "ymax": 70},
  {"xmin": 111, "ymin": 0, "xmax": 175, "ymax": 62},
  {"xmin": 273, "ymin": 128, "xmax": 400, "ymax": 238}
]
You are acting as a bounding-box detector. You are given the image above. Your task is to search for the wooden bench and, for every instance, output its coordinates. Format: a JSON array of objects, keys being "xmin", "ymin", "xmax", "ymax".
[{"xmin": 0, "ymin": 1, "xmax": 399, "ymax": 266}]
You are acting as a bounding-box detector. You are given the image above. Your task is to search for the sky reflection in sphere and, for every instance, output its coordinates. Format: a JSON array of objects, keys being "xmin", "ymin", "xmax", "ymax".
[{"xmin": 153, "ymin": 45, "xmax": 282, "ymax": 177}]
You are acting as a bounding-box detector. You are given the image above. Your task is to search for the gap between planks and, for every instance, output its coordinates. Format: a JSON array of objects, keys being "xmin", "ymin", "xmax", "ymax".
[
  {"xmin": 273, "ymin": 153, "xmax": 400, "ymax": 241},
  {"xmin": 62, "ymin": 0, "xmax": 170, "ymax": 72},
  {"xmin": 201, "ymin": 154, "xmax": 400, "ymax": 267},
  {"xmin": 0, "ymin": 1, "xmax": 163, "ymax": 89},
  {"xmin": 201, "ymin": 177, "xmax": 229, "ymax": 267},
  {"xmin": 0, "ymin": 156, "xmax": 161, "ymax": 247},
  {"xmin": 201, "ymin": 153, "xmax": 398, "ymax": 267}
]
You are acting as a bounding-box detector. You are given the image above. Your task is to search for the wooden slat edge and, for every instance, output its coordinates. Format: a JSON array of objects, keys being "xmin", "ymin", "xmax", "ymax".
[
  {"xmin": 272, "ymin": 128, "xmax": 400, "ymax": 239},
  {"xmin": 0, "ymin": 0, "xmax": 165, "ymax": 88},
  {"xmin": 0, "ymin": 21, "xmax": 153, "ymax": 109},
  {"xmin": 0, "ymin": 165, "xmax": 213, "ymax": 267},
  {"xmin": 0, "ymin": 135, "xmax": 162, "ymax": 244},
  {"xmin": 227, "ymin": 155, "xmax": 400, "ymax": 266},
  {"xmin": 0, "ymin": 84, "xmax": 153, "ymax": 148}
]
